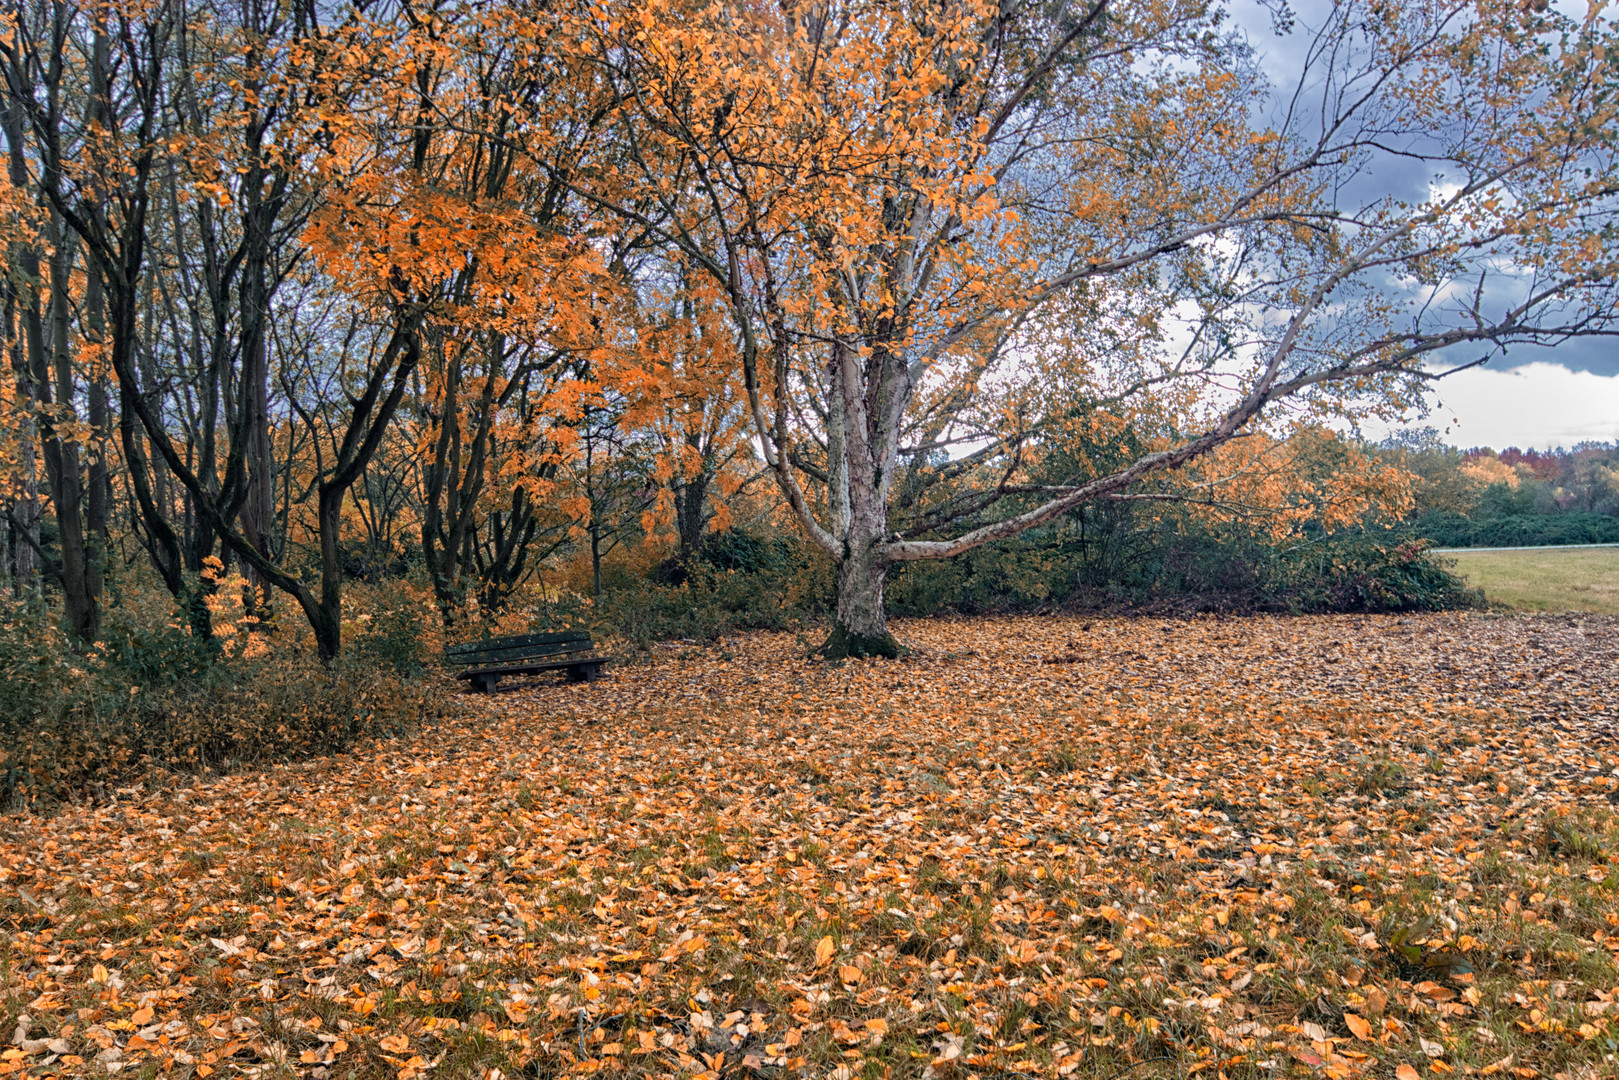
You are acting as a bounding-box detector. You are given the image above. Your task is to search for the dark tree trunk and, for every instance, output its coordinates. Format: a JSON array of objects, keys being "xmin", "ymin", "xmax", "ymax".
[
  {"xmin": 40, "ymin": 225, "xmax": 98, "ymax": 643},
  {"xmin": 84, "ymin": 267, "xmax": 112, "ymax": 591},
  {"xmin": 3, "ymin": 101, "xmax": 99, "ymax": 641},
  {"xmin": 673, "ymin": 468, "xmax": 710, "ymax": 566}
]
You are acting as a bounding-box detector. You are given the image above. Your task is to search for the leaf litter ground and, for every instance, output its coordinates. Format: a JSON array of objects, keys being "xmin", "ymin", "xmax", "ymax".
[{"xmin": 4, "ymin": 612, "xmax": 1619, "ymax": 1080}]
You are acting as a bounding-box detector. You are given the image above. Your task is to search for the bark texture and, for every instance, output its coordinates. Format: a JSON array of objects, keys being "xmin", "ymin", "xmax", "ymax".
[{"xmin": 825, "ymin": 544, "xmax": 902, "ymax": 659}]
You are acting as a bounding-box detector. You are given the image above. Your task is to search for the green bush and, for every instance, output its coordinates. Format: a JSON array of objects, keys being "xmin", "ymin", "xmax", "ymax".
[
  {"xmin": 597, "ymin": 549, "xmax": 833, "ymax": 644},
  {"xmin": 1260, "ymin": 536, "xmax": 1483, "ymax": 612},
  {"xmin": 588, "ymin": 514, "xmax": 1479, "ymax": 642},
  {"xmin": 1410, "ymin": 510, "xmax": 1619, "ymax": 548},
  {"xmin": 888, "ymin": 520, "xmax": 1481, "ymax": 616},
  {"xmin": 351, "ymin": 599, "xmax": 433, "ymax": 675},
  {"xmin": 0, "ymin": 596, "xmax": 448, "ymax": 811}
]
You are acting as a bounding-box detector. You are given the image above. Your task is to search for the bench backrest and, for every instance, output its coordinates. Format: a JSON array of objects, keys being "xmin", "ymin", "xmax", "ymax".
[{"xmin": 445, "ymin": 631, "xmax": 592, "ymax": 666}]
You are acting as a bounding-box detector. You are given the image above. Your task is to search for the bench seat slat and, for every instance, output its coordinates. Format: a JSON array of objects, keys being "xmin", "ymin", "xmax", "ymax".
[{"xmin": 454, "ymin": 655, "xmax": 610, "ymax": 680}]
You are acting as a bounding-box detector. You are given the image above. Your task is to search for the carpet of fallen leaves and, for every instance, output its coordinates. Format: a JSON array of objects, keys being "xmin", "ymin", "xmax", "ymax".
[{"xmin": 4, "ymin": 612, "xmax": 1619, "ymax": 1080}]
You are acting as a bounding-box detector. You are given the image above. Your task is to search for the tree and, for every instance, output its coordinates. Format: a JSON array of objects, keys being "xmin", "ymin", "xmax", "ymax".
[
  {"xmin": 624, "ymin": 268, "xmax": 759, "ymax": 573},
  {"xmin": 559, "ymin": 391, "xmax": 658, "ymax": 600},
  {"xmin": 0, "ymin": 10, "xmax": 108, "ymax": 642},
  {"xmin": 0, "ymin": 0, "xmax": 440, "ymax": 660},
  {"xmin": 559, "ymin": 0, "xmax": 1619, "ymax": 655}
]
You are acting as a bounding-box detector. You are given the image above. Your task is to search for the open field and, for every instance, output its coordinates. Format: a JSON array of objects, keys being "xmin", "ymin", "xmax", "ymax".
[
  {"xmin": 1443, "ymin": 546, "xmax": 1619, "ymax": 615},
  {"xmin": 3, "ymin": 613, "xmax": 1618, "ymax": 1079}
]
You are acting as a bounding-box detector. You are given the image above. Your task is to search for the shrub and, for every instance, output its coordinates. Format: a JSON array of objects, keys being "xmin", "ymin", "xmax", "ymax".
[
  {"xmin": 597, "ymin": 551, "xmax": 833, "ymax": 644},
  {"xmin": 1411, "ymin": 510, "xmax": 1619, "ymax": 548},
  {"xmin": 557, "ymin": 510, "xmax": 1480, "ymax": 646},
  {"xmin": 886, "ymin": 523, "xmax": 1480, "ymax": 617},
  {"xmin": 1261, "ymin": 536, "xmax": 1483, "ymax": 613},
  {"xmin": 0, "ymin": 592, "xmax": 449, "ymax": 811},
  {"xmin": 348, "ymin": 588, "xmax": 439, "ymax": 675}
]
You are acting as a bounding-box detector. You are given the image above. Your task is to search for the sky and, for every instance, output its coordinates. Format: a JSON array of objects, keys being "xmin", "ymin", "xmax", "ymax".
[
  {"xmin": 1373, "ymin": 362, "xmax": 1619, "ymax": 451},
  {"xmin": 1230, "ymin": 0, "xmax": 1619, "ymax": 452}
]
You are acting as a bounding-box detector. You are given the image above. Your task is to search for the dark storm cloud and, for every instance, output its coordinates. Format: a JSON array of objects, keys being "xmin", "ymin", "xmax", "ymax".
[{"xmin": 1230, "ymin": 0, "xmax": 1619, "ymax": 378}]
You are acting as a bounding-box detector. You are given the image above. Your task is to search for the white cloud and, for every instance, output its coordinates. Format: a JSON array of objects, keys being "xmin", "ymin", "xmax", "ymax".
[{"xmin": 1379, "ymin": 361, "xmax": 1619, "ymax": 450}]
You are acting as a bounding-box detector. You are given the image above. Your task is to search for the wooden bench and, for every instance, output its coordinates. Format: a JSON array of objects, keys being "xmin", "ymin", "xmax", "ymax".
[{"xmin": 446, "ymin": 631, "xmax": 610, "ymax": 693}]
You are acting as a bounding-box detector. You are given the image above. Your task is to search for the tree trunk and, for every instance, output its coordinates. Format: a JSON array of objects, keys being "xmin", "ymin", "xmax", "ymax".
[
  {"xmin": 819, "ymin": 336, "xmax": 903, "ymax": 660},
  {"xmin": 42, "ymin": 227, "xmax": 99, "ymax": 644},
  {"xmin": 674, "ymin": 468, "xmax": 710, "ymax": 566},
  {"xmin": 422, "ymin": 331, "xmax": 468, "ymax": 618},
  {"xmin": 825, "ymin": 538, "xmax": 902, "ymax": 659},
  {"xmin": 84, "ymin": 269, "xmax": 112, "ymax": 596},
  {"xmin": 313, "ymin": 484, "xmax": 345, "ymax": 664},
  {"xmin": 590, "ymin": 517, "xmax": 603, "ymax": 600},
  {"xmin": 1, "ymin": 262, "xmax": 42, "ymax": 604},
  {"xmin": 3, "ymin": 101, "xmax": 98, "ymax": 641},
  {"xmin": 238, "ymin": 293, "xmax": 275, "ymax": 615}
]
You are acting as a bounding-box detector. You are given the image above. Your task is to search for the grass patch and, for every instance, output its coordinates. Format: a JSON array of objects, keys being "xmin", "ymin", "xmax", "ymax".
[{"xmin": 1444, "ymin": 545, "xmax": 1619, "ymax": 613}]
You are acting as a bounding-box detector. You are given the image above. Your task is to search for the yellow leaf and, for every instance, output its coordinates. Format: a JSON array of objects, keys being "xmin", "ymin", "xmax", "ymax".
[
  {"xmin": 92, "ymin": 963, "xmax": 109, "ymax": 984},
  {"xmin": 865, "ymin": 1018, "xmax": 888, "ymax": 1035},
  {"xmin": 815, "ymin": 936, "xmax": 835, "ymax": 967},
  {"xmin": 378, "ymin": 1033, "xmax": 409, "ymax": 1053}
]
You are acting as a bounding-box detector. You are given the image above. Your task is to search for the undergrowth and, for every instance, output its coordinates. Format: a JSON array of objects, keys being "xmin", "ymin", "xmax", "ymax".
[{"xmin": 0, "ymin": 588, "xmax": 449, "ymax": 810}]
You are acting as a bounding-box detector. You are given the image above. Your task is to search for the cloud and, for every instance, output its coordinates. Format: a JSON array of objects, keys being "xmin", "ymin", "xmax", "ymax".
[{"xmin": 1381, "ymin": 362, "xmax": 1619, "ymax": 450}]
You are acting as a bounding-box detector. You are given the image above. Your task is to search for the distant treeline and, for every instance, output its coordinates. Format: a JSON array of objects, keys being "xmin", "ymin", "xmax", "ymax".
[
  {"xmin": 1412, "ymin": 512, "xmax": 1619, "ymax": 548},
  {"xmin": 1382, "ymin": 433, "xmax": 1619, "ymax": 548}
]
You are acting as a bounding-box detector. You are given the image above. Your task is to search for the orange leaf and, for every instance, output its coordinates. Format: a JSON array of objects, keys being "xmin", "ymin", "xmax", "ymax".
[
  {"xmin": 1344, "ymin": 1013, "xmax": 1372, "ymax": 1040},
  {"xmin": 1398, "ymin": 1065, "xmax": 1422, "ymax": 1080},
  {"xmin": 838, "ymin": 964, "xmax": 863, "ymax": 985},
  {"xmin": 814, "ymin": 936, "xmax": 835, "ymax": 967}
]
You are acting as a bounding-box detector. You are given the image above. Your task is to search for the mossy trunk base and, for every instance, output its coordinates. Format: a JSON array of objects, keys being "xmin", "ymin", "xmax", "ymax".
[{"xmin": 820, "ymin": 622, "xmax": 905, "ymax": 660}]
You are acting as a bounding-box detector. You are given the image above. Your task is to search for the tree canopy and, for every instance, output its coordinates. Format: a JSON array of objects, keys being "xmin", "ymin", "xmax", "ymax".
[{"xmin": 1, "ymin": 0, "xmax": 1616, "ymax": 657}]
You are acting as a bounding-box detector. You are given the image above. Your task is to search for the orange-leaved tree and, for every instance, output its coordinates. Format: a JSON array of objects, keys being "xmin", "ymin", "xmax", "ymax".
[{"xmin": 554, "ymin": 0, "xmax": 1619, "ymax": 656}]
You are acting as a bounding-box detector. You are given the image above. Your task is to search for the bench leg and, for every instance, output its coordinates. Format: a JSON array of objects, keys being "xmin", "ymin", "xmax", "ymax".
[
  {"xmin": 566, "ymin": 663, "xmax": 591, "ymax": 684},
  {"xmin": 471, "ymin": 673, "xmax": 498, "ymax": 694}
]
